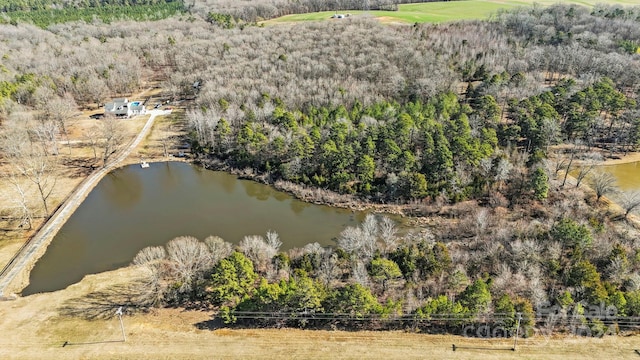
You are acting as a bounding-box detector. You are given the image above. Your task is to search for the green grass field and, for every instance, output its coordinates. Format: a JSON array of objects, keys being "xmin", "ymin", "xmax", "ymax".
[{"xmin": 262, "ymin": 0, "xmax": 640, "ymax": 25}]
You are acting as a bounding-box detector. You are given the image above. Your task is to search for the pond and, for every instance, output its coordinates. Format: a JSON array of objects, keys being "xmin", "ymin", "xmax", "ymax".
[
  {"xmin": 593, "ymin": 160, "xmax": 640, "ymax": 216},
  {"xmin": 23, "ymin": 162, "xmax": 367, "ymax": 295},
  {"xmin": 597, "ymin": 161, "xmax": 640, "ymax": 191}
]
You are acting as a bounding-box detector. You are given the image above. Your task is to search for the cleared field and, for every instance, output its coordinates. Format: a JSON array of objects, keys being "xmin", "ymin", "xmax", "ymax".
[{"xmin": 263, "ymin": 0, "xmax": 640, "ymax": 25}]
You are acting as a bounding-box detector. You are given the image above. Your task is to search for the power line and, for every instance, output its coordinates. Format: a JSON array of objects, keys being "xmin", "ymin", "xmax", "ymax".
[{"xmin": 222, "ymin": 310, "xmax": 640, "ymax": 327}]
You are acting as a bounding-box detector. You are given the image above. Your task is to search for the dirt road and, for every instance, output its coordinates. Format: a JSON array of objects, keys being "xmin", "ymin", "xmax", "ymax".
[{"xmin": 0, "ymin": 110, "xmax": 170, "ymax": 296}]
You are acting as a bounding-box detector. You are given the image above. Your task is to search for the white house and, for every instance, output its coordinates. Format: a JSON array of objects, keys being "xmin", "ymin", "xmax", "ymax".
[{"xmin": 104, "ymin": 98, "xmax": 146, "ymax": 117}]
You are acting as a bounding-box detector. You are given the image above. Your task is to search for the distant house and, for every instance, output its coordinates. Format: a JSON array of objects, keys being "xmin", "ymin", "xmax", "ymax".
[{"xmin": 104, "ymin": 98, "xmax": 146, "ymax": 117}]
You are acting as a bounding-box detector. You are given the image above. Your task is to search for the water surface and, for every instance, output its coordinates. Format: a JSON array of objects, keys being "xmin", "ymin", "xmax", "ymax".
[
  {"xmin": 599, "ymin": 161, "xmax": 640, "ymax": 191},
  {"xmin": 23, "ymin": 162, "xmax": 364, "ymax": 295}
]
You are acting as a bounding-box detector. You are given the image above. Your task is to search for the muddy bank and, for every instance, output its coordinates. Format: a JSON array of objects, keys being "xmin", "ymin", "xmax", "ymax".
[{"xmin": 600, "ymin": 151, "xmax": 640, "ymax": 166}]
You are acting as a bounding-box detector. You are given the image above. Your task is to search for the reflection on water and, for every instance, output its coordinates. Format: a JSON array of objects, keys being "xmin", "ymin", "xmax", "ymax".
[
  {"xmin": 101, "ymin": 168, "xmax": 142, "ymax": 209},
  {"xmin": 290, "ymin": 199, "xmax": 311, "ymax": 215},
  {"xmin": 23, "ymin": 162, "xmax": 365, "ymax": 295},
  {"xmin": 242, "ymin": 180, "xmax": 274, "ymax": 201},
  {"xmin": 273, "ymin": 190, "xmax": 289, "ymax": 202},
  {"xmin": 218, "ymin": 169, "xmax": 237, "ymax": 194},
  {"xmin": 159, "ymin": 161, "xmax": 179, "ymax": 192}
]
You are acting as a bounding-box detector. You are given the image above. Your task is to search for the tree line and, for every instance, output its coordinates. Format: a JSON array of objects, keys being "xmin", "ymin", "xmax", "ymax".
[
  {"xmin": 0, "ymin": 1, "xmax": 184, "ymax": 28},
  {"xmin": 191, "ymin": 92, "xmax": 503, "ymax": 203},
  {"xmin": 0, "ymin": 0, "xmax": 178, "ymax": 12},
  {"xmin": 130, "ymin": 213, "xmax": 640, "ymax": 334}
]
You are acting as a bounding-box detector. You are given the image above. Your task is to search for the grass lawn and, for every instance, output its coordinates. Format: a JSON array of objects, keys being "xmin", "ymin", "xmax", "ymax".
[{"xmin": 262, "ymin": 0, "xmax": 640, "ymax": 25}]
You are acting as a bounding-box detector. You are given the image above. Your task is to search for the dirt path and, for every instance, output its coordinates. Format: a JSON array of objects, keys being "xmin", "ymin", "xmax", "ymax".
[{"xmin": 0, "ymin": 109, "xmax": 170, "ymax": 297}]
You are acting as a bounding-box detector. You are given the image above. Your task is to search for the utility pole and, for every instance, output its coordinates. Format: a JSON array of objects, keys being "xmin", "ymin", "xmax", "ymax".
[
  {"xmin": 116, "ymin": 306, "xmax": 126, "ymax": 342},
  {"xmin": 513, "ymin": 313, "xmax": 522, "ymax": 351}
]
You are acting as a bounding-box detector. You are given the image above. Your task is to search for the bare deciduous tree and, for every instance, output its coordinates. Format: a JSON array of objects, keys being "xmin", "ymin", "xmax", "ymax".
[
  {"xmin": 132, "ymin": 246, "xmax": 167, "ymax": 267},
  {"xmin": 32, "ymin": 119, "xmax": 60, "ymax": 156},
  {"xmin": 5, "ymin": 173, "xmax": 34, "ymax": 230},
  {"xmin": 589, "ymin": 170, "xmax": 618, "ymax": 202},
  {"xmin": 605, "ymin": 256, "xmax": 629, "ymax": 284},
  {"xmin": 84, "ymin": 125, "xmax": 101, "ymax": 163},
  {"xmin": 240, "ymin": 232, "xmax": 281, "ymax": 272},
  {"xmin": 337, "ymin": 214, "xmax": 378, "ymax": 259},
  {"xmin": 318, "ymin": 249, "xmax": 340, "ymax": 286},
  {"xmin": 561, "ymin": 141, "xmax": 582, "ymax": 187},
  {"xmin": 627, "ymin": 273, "xmax": 640, "ymax": 292},
  {"xmin": 361, "ymin": 214, "xmax": 378, "ymax": 240},
  {"xmin": 265, "ymin": 230, "xmax": 282, "ymax": 254},
  {"xmin": 620, "ymin": 190, "xmax": 640, "ymax": 218},
  {"xmin": 132, "ymin": 245, "xmax": 169, "ymax": 307},
  {"xmin": 474, "ymin": 208, "xmax": 490, "ymax": 235},
  {"xmin": 0, "ymin": 124, "xmax": 29, "ymax": 158},
  {"xmin": 76, "ymin": 75, "xmax": 109, "ymax": 108},
  {"xmin": 337, "ymin": 225, "xmax": 376, "ymax": 260},
  {"xmin": 337, "ymin": 226, "xmax": 365, "ymax": 254},
  {"xmin": 494, "ymin": 158, "xmax": 513, "ymax": 191},
  {"xmin": 99, "ymin": 115, "xmax": 126, "ymax": 166},
  {"xmin": 302, "ymin": 242, "xmax": 324, "ymax": 255},
  {"xmin": 528, "ymin": 276, "xmax": 548, "ymax": 308},
  {"xmin": 12, "ymin": 151, "xmax": 58, "ymax": 216},
  {"xmin": 43, "ymin": 93, "xmax": 78, "ymax": 151},
  {"xmin": 574, "ymin": 152, "xmax": 602, "ymax": 188},
  {"xmin": 544, "ymin": 158, "xmax": 568, "ymax": 179},
  {"xmin": 204, "ymin": 235, "xmax": 233, "ymax": 264},
  {"xmin": 379, "ymin": 215, "xmax": 398, "ymax": 253},
  {"xmin": 351, "ymin": 260, "xmax": 369, "ymax": 286},
  {"xmin": 165, "ymin": 236, "xmax": 212, "ymax": 295}
]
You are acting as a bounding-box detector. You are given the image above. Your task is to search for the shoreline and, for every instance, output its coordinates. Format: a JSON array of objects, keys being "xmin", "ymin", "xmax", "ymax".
[
  {"xmin": 199, "ymin": 159, "xmax": 409, "ymax": 215},
  {"xmin": 3, "ymin": 147, "xmax": 640, "ymax": 296},
  {"xmin": 600, "ymin": 151, "xmax": 640, "ymax": 166},
  {"xmin": 590, "ymin": 151, "xmax": 640, "ymax": 220}
]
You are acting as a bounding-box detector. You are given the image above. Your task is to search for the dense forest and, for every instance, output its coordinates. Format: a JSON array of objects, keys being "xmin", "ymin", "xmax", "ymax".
[
  {"xmin": 0, "ymin": 0, "xmax": 184, "ymax": 27},
  {"xmin": 183, "ymin": 5, "xmax": 640, "ymax": 203},
  {"xmin": 2, "ymin": 2, "xmax": 640, "ymax": 336}
]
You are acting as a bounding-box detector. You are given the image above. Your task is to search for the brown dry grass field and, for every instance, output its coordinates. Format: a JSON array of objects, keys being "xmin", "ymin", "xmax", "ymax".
[{"xmin": 1, "ymin": 266, "xmax": 639, "ymax": 360}]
